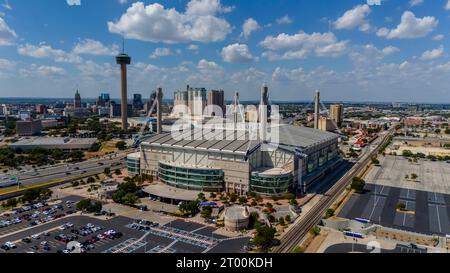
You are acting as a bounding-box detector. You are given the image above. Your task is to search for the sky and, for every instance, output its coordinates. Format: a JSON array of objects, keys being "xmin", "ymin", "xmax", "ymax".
[{"xmin": 1, "ymin": 0, "xmax": 450, "ymax": 103}]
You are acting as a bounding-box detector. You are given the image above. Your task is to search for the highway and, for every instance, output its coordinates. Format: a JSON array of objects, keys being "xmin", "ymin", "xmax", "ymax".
[
  {"xmin": 272, "ymin": 128, "xmax": 394, "ymax": 253},
  {"xmin": 0, "ymin": 151, "xmax": 132, "ymax": 199}
]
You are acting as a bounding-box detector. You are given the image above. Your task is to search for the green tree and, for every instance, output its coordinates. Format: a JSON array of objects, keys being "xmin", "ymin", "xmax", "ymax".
[
  {"xmin": 252, "ymin": 225, "xmax": 276, "ymax": 249},
  {"xmin": 114, "ymin": 169, "xmax": 122, "ymax": 176},
  {"xmin": 115, "ymin": 141, "xmax": 127, "ymax": 151},
  {"xmin": 104, "ymin": 167, "xmax": 111, "ymax": 176},
  {"xmin": 179, "ymin": 200, "xmax": 200, "ymax": 215},
  {"xmin": 200, "ymin": 206, "xmax": 213, "ymax": 219},
  {"xmin": 239, "ymin": 196, "xmax": 248, "ymax": 204},
  {"xmin": 278, "ymin": 217, "xmax": 285, "ymax": 226},
  {"xmin": 351, "ymin": 177, "xmax": 366, "ymax": 193},
  {"xmin": 411, "ymin": 173, "xmax": 418, "ymax": 180},
  {"xmin": 87, "ymin": 177, "xmax": 96, "ymax": 184}
]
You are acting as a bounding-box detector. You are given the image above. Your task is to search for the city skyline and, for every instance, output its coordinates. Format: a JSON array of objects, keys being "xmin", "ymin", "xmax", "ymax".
[{"xmin": 1, "ymin": 0, "xmax": 450, "ymax": 102}]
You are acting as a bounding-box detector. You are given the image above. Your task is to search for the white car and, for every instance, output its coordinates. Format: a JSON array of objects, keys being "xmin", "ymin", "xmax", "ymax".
[
  {"xmin": 65, "ymin": 223, "xmax": 74, "ymax": 228},
  {"xmin": 5, "ymin": 242, "xmax": 16, "ymax": 248},
  {"xmin": 31, "ymin": 234, "xmax": 40, "ymax": 240},
  {"xmin": 40, "ymin": 241, "xmax": 48, "ymax": 246}
]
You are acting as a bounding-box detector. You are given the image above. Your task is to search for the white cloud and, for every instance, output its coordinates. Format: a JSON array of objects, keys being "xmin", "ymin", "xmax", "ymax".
[
  {"xmin": 0, "ymin": 17, "xmax": 17, "ymax": 45},
  {"xmin": 409, "ymin": 0, "xmax": 424, "ymax": 7},
  {"xmin": 260, "ymin": 31, "xmax": 347, "ymax": 60},
  {"xmin": 446, "ymin": 0, "xmax": 450, "ymax": 10},
  {"xmin": 334, "ymin": 4, "xmax": 371, "ymax": 32},
  {"xmin": 377, "ymin": 11, "xmax": 438, "ymax": 39},
  {"xmin": 149, "ymin": 47, "xmax": 172, "ymax": 59},
  {"xmin": 2, "ymin": 0, "xmax": 12, "ymax": 10},
  {"xmin": 433, "ymin": 34, "xmax": 444, "ymax": 41},
  {"xmin": 240, "ymin": 18, "xmax": 260, "ymax": 39},
  {"xmin": 221, "ymin": 43, "xmax": 256, "ymax": 63},
  {"xmin": 381, "ymin": 46, "xmax": 400, "ymax": 55},
  {"xmin": 118, "ymin": 0, "xmax": 127, "ymax": 4},
  {"xmin": 107, "ymin": 1, "xmax": 231, "ymax": 43},
  {"xmin": 17, "ymin": 43, "xmax": 82, "ymax": 63},
  {"xmin": 36, "ymin": 65, "xmax": 65, "ymax": 76},
  {"xmin": 420, "ymin": 45, "xmax": 444, "ymax": 60},
  {"xmin": 276, "ymin": 15, "xmax": 293, "ymax": 25},
  {"xmin": 72, "ymin": 39, "xmax": 119, "ymax": 56},
  {"xmin": 66, "ymin": 0, "xmax": 81, "ymax": 6},
  {"xmin": 186, "ymin": 0, "xmax": 233, "ymax": 15},
  {"xmin": 187, "ymin": 44, "xmax": 199, "ymax": 50}
]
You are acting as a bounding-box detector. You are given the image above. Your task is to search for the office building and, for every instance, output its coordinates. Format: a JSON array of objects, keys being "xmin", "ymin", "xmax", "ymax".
[
  {"xmin": 188, "ymin": 87, "xmax": 207, "ymax": 117},
  {"xmin": 74, "ymin": 90, "xmax": 82, "ymax": 109},
  {"xmin": 110, "ymin": 103, "xmax": 133, "ymax": 119},
  {"xmin": 207, "ymin": 90, "xmax": 225, "ymax": 117},
  {"xmin": 330, "ymin": 104, "xmax": 344, "ymax": 128},
  {"xmin": 133, "ymin": 93, "xmax": 144, "ymax": 111},
  {"xmin": 319, "ymin": 117, "xmax": 335, "ymax": 132},
  {"xmin": 16, "ymin": 120, "xmax": 42, "ymax": 136}
]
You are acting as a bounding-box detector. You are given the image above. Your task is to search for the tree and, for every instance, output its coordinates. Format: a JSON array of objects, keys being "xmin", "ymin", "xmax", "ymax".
[
  {"xmin": 229, "ymin": 192, "xmax": 238, "ymax": 203},
  {"xmin": 114, "ymin": 169, "xmax": 122, "ymax": 176},
  {"xmin": 252, "ymin": 225, "xmax": 276, "ymax": 249},
  {"xmin": 411, "ymin": 173, "xmax": 418, "ymax": 180},
  {"xmin": 285, "ymin": 215, "xmax": 291, "ymax": 223},
  {"xmin": 371, "ymin": 157, "xmax": 380, "ymax": 165},
  {"xmin": 87, "ymin": 177, "xmax": 96, "ymax": 184},
  {"xmin": 397, "ymin": 202, "xmax": 406, "ymax": 211},
  {"xmin": 115, "ymin": 141, "xmax": 127, "ymax": 151},
  {"xmin": 239, "ymin": 196, "xmax": 248, "ymax": 204},
  {"xmin": 310, "ymin": 226, "xmax": 321, "ymax": 236},
  {"xmin": 179, "ymin": 200, "xmax": 200, "ymax": 215},
  {"xmin": 200, "ymin": 206, "xmax": 213, "ymax": 219},
  {"xmin": 198, "ymin": 192, "xmax": 206, "ymax": 201},
  {"xmin": 104, "ymin": 167, "xmax": 111, "ymax": 176},
  {"xmin": 77, "ymin": 199, "xmax": 102, "ymax": 213},
  {"xmin": 68, "ymin": 151, "xmax": 84, "ymax": 162},
  {"xmin": 351, "ymin": 177, "xmax": 366, "ymax": 193},
  {"xmin": 278, "ymin": 217, "xmax": 285, "ymax": 226},
  {"xmin": 289, "ymin": 199, "xmax": 298, "ymax": 206}
]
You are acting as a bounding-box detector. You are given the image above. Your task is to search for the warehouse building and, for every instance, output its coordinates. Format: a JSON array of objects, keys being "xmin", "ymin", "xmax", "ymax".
[{"xmin": 9, "ymin": 137, "xmax": 97, "ymax": 152}]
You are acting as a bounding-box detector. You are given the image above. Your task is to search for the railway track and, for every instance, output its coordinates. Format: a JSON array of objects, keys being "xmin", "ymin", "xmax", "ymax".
[{"xmin": 272, "ymin": 129, "xmax": 394, "ymax": 253}]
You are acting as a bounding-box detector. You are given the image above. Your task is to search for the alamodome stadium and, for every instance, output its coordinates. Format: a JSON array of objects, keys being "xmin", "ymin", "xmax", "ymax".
[{"xmin": 128, "ymin": 85, "xmax": 341, "ymax": 201}]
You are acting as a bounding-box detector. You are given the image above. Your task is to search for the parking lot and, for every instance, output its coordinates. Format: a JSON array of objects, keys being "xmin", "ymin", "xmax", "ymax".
[
  {"xmin": 0, "ymin": 196, "xmax": 84, "ymax": 237},
  {"xmin": 339, "ymin": 183, "xmax": 450, "ymax": 236},
  {"xmin": 365, "ymin": 156, "xmax": 450, "ymax": 194},
  {"xmin": 0, "ymin": 202, "xmax": 250, "ymax": 253},
  {"xmin": 324, "ymin": 243, "xmax": 428, "ymax": 253}
]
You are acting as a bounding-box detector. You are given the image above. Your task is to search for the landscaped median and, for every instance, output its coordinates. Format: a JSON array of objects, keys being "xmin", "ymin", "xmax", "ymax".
[{"xmin": 0, "ymin": 171, "xmax": 100, "ymax": 199}]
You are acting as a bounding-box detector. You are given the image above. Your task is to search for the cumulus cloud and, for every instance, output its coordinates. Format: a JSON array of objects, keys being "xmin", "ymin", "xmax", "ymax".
[
  {"xmin": 17, "ymin": 43, "xmax": 82, "ymax": 63},
  {"xmin": 377, "ymin": 11, "xmax": 438, "ymax": 39},
  {"xmin": 72, "ymin": 39, "xmax": 119, "ymax": 56},
  {"xmin": 334, "ymin": 4, "xmax": 371, "ymax": 32},
  {"xmin": 446, "ymin": 0, "xmax": 450, "ymax": 10},
  {"xmin": 0, "ymin": 17, "xmax": 17, "ymax": 45},
  {"xmin": 240, "ymin": 18, "xmax": 260, "ymax": 39},
  {"xmin": 276, "ymin": 15, "xmax": 293, "ymax": 25},
  {"xmin": 420, "ymin": 45, "xmax": 444, "ymax": 61},
  {"xmin": 260, "ymin": 31, "xmax": 347, "ymax": 60},
  {"xmin": 66, "ymin": 0, "xmax": 81, "ymax": 6},
  {"xmin": 409, "ymin": 0, "xmax": 424, "ymax": 7},
  {"xmin": 149, "ymin": 47, "xmax": 172, "ymax": 59},
  {"xmin": 433, "ymin": 34, "xmax": 444, "ymax": 41},
  {"xmin": 221, "ymin": 43, "xmax": 256, "ymax": 63},
  {"xmin": 37, "ymin": 65, "xmax": 65, "ymax": 76},
  {"xmin": 107, "ymin": 1, "xmax": 232, "ymax": 43}
]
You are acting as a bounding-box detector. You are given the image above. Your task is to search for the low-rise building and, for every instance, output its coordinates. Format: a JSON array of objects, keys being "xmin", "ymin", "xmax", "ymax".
[
  {"xmin": 16, "ymin": 120, "xmax": 42, "ymax": 136},
  {"xmin": 9, "ymin": 137, "xmax": 97, "ymax": 152}
]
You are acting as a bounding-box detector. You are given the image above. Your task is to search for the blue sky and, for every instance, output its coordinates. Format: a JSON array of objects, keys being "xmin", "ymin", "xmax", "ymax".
[{"xmin": 1, "ymin": 0, "xmax": 450, "ymax": 102}]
